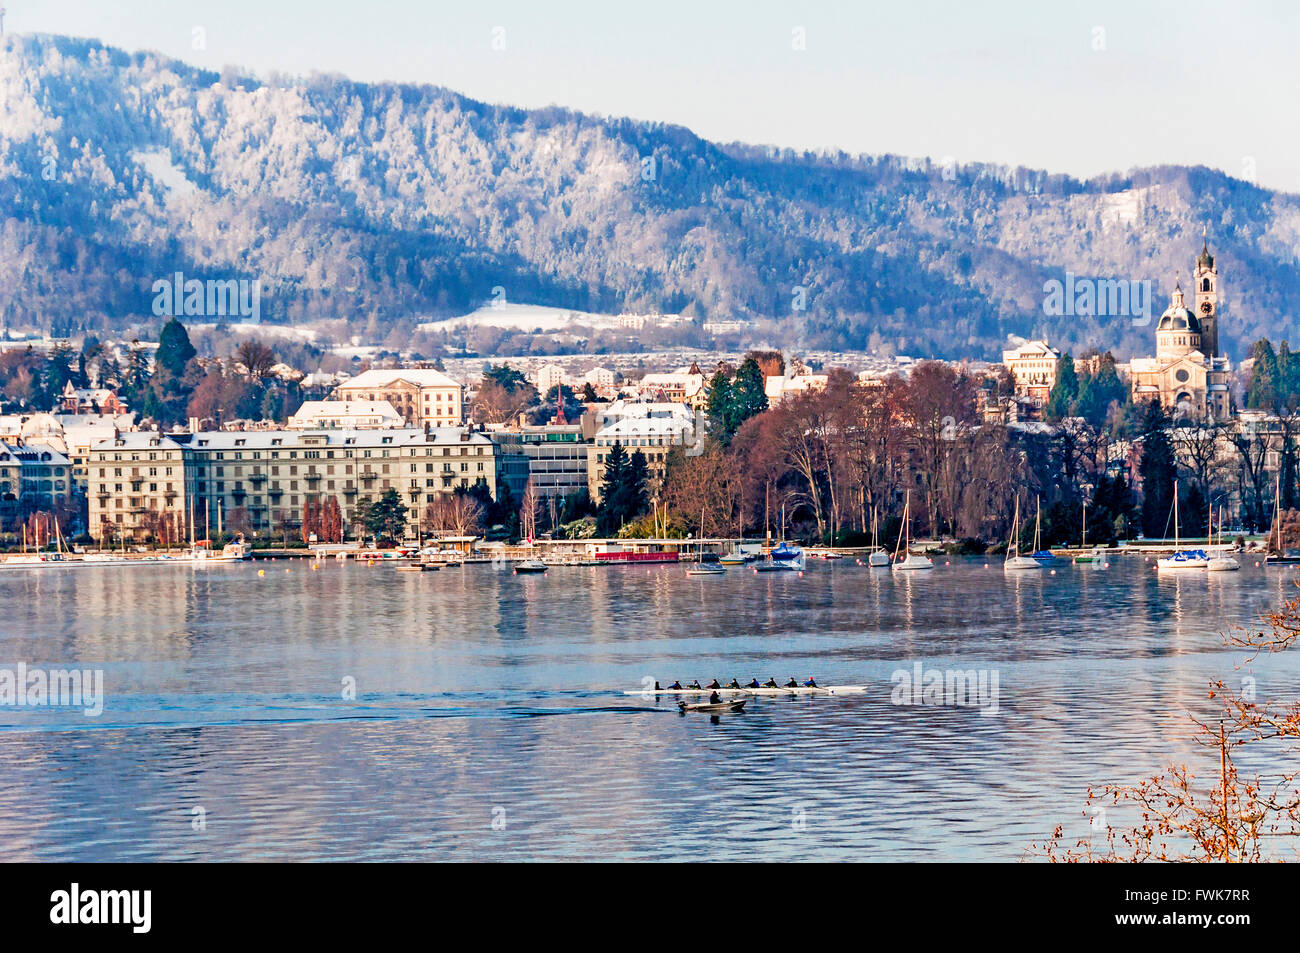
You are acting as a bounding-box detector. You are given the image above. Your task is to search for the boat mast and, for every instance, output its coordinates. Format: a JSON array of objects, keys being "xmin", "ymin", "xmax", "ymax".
[
  {"xmin": 1082, "ymin": 500, "xmax": 1087, "ymax": 548},
  {"xmin": 894, "ymin": 491, "xmax": 909, "ymax": 561},
  {"xmin": 1007, "ymin": 496, "xmax": 1021, "ymax": 561}
]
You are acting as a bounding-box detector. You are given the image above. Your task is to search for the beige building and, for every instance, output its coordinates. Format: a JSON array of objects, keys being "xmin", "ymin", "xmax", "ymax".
[
  {"xmin": 1001, "ymin": 340, "xmax": 1061, "ymax": 404},
  {"xmin": 1128, "ymin": 242, "xmax": 1231, "ymax": 421},
  {"xmin": 183, "ymin": 427, "xmax": 499, "ymax": 540},
  {"xmin": 87, "ymin": 433, "xmax": 188, "ymax": 544},
  {"xmin": 332, "ymin": 368, "xmax": 464, "ymax": 427}
]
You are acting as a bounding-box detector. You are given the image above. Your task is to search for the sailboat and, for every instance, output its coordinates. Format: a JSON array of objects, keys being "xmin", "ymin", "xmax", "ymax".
[
  {"xmin": 1157, "ymin": 480, "xmax": 1208, "ymax": 570},
  {"xmin": 1029, "ymin": 497, "xmax": 1056, "ymax": 563},
  {"xmin": 868, "ymin": 505, "xmax": 891, "ymax": 567},
  {"xmin": 1207, "ymin": 501, "xmax": 1240, "ymax": 572},
  {"xmin": 892, "ymin": 490, "xmax": 933, "ymax": 571},
  {"xmin": 1264, "ymin": 470, "xmax": 1300, "ymax": 564},
  {"xmin": 686, "ymin": 509, "xmax": 726, "ymax": 575},
  {"xmin": 1004, "ymin": 496, "xmax": 1043, "ymax": 571}
]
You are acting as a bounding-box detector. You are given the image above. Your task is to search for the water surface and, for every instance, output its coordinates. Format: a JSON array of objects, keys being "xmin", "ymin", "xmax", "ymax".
[{"xmin": 0, "ymin": 556, "xmax": 1296, "ymax": 861}]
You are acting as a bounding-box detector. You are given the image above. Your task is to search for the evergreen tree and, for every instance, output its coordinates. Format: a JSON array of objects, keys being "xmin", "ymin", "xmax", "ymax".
[
  {"xmin": 1138, "ymin": 400, "xmax": 1177, "ymax": 539},
  {"xmin": 1247, "ymin": 339, "xmax": 1280, "ymax": 410},
  {"xmin": 356, "ymin": 488, "xmax": 409, "ymax": 543},
  {"xmin": 705, "ymin": 370, "xmax": 733, "ymax": 444},
  {"xmin": 1046, "ymin": 353, "xmax": 1078, "ymax": 420},
  {"xmin": 156, "ymin": 318, "xmax": 197, "ymax": 379}
]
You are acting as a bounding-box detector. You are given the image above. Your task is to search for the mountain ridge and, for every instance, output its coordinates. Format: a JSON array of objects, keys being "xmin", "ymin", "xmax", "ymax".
[{"xmin": 2, "ymin": 31, "xmax": 1299, "ymax": 361}]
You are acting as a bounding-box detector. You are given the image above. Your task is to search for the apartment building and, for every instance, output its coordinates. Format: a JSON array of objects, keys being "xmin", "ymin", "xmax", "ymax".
[{"xmin": 86, "ymin": 433, "xmax": 188, "ymax": 543}]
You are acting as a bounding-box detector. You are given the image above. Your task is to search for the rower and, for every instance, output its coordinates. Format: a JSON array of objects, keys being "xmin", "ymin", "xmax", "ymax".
[
  {"xmin": 654, "ymin": 681, "xmax": 663, "ymax": 691},
  {"xmin": 709, "ymin": 691, "xmax": 721, "ymax": 704},
  {"xmin": 785, "ymin": 677, "xmax": 799, "ymax": 688},
  {"xmin": 707, "ymin": 678, "xmax": 721, "ymax": 690},
  {"xmin": 803, "ymin": 677, "xmax": 818, "ymax": 688},
  {"xmin": 688, "ymin": 679, "xmax": 702, "ymax": 690},
  {"xmin": 728, "ymin": 679, "xmax": 741, "ymax": 689},
  {"xmin": 668, "ymin": 680, "xmax": 683, "ymax": 690},
  {"xmin": 764, "ymin": 677, "xmax": 778, "ymax": 688},
  {"xmin": 748, "ymin": 678, "xmax": 761, "ymax": 688}
]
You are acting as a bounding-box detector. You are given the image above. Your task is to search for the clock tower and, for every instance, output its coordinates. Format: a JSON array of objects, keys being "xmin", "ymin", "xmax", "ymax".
[{"xmin": 1193, "ymin": 235, "xmax": 1218, "ymax": 358}]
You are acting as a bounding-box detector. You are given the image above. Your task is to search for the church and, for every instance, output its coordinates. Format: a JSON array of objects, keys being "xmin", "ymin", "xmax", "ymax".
[{"xmin": 1127, "ymin": 241, "xmax": 1232, "ymax": 421}]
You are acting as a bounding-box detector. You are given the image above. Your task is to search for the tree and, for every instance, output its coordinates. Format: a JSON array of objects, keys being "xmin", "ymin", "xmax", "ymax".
[
  {"xmin": 235, "ymin": 339, "xmax": 277, "ymax": 380},
  {"xmin": 596, "ymin": 442, "xmax": 648, "ymax": 535},
  {"xmin": 156, "ymin": 318, "xmax": 197, "ymax": 380},
  {"xmin": 1046, "ymin": 352, "xmax": 1078, "ymax": 420},
  {"xmin": 355, "ymin": 489, "xmax": 408, "ymax": 543},
  {"xmin": 1035, "ymin": 586, "xmax": 1300, "ymax": 862},
  {"xmin": 1247, "ymin": 339, "xmax": 1280, "ymax": 411},
  {"xmin": 1138, "ymin": 400, "xmax": 1177, "ymax": 539}
]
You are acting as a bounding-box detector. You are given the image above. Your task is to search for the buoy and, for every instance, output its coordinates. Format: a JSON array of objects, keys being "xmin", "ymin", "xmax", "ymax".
[
  {"xmin": 945, "ymin": 561, "xmax": 950, "ymax": 566},
  {"xmin": 1255, "ymin": 561, "xmax": 1261, "ymax": 567},
  {"xmin": 258, "ymin": 569, "xmax": 265, "ymax": 577},
  {"xmin": 798, "ymin": 570, "xmax": 804, "ymax": 577},
  {"xmin": 983, "ymin": 563, "xmax": 988, "ymax": 568},
  {"xmin": 1050, "ymin": 569, "xmax": 1056, "ymax": 575},
  {"xmin": 285, "ymin": 568, "xmax": 290, "ymax": 573}
]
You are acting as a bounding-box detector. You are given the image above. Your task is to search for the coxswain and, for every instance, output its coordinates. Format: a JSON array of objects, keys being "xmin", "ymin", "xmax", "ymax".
[{"xmin": 709, "ymin": 691, "xmax": 721, "ymax": 704}]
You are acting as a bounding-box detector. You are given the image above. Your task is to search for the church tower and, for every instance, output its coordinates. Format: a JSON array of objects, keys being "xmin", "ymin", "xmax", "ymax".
[{"xmin": 1193, "ymin": 235, "xmax": 1219, "ymax": 358}]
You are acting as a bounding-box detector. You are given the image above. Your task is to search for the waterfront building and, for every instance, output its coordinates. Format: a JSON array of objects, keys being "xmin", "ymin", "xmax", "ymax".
[
  {"xmin": 487, "ymin": 422, "xmax": 590, "ymax": 502},
  {"xmin": 1001, "ymin": 340, "xmax": 1060, "ymax": 404},
  {"xmin": 178, "ymin": 427, "xmax": 499, "ymax": 541},
  {"xmin": 331, "ymin": 367, "xmax": 464, "ymax": 427},
  {"xmin": 287, "ymin": 400, "xmax": 404, "ymax": 430},
  {"xmin": 86, "ymin": 433, "xmax": 187, "ymax": 543}
]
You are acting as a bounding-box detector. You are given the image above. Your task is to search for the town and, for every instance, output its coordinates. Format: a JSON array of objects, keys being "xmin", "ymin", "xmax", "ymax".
[{"xmin": 1, "ymin": 241, "xmax": 1296, "ymax": 562}]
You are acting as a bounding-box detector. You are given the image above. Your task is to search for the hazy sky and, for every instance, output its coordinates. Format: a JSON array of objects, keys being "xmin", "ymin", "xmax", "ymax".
[{"xmin": 7, "ymin": 0, "xmax": 1300, "ymax": 192}]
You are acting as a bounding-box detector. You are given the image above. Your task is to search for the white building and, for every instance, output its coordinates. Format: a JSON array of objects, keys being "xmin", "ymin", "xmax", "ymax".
[
  {"xmin": 535, "ymin": 364, "xmax": 567, "ymax": 397},
  {"xmin": 764, "ymin": 374, "xmax": 828, "ymax": 404},
  {"xmin": 288, "ymin": 400, "xmax": 404, "ymax": 430}
]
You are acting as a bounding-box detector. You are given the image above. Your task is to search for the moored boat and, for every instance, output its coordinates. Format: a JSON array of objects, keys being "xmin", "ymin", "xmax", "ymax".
[{"xmin": 892, "ymin": 490, "xmax": 933, "ymax": 571}]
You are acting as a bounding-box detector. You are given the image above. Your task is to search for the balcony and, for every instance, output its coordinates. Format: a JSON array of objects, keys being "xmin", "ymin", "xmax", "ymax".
[{"xmin": 248, "ymin": 472, "xmax": 267, "ymax": 484}]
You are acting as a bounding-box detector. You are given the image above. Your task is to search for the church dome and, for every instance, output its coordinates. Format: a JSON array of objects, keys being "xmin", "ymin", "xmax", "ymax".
[
  {"xmin": 1157, "ymin": 283, "xmax": 1200, "ymax": 333},
  {"xmin": 1158, "ymin": 307, "xmax": 1200, "ymax": 333}
]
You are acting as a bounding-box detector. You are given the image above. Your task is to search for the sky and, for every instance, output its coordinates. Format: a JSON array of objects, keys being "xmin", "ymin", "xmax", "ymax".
[{"xmin": 6, "ymin": 0, "xmax": 1300, "ymax": 192}]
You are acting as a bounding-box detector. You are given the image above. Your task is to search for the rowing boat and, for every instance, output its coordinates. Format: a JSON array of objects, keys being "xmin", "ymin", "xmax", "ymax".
[
  {"xmin": 624, "ymin": 684, "xmax": 867, "ymax": 696},
  {"xmin": 678, "ymin": 699, "xmax": 746, "ymax": 713}
]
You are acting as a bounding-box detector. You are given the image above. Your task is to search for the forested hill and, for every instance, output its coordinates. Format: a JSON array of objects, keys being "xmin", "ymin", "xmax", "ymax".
[{"xmin": 2, "ymin": 32, "xmax": 1300, "ymax": 360}]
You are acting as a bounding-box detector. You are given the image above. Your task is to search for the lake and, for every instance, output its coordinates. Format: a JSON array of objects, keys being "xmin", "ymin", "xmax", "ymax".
[{"xmin": 1, "ymin": 555, "xmax": 1297, "ymax": 861}]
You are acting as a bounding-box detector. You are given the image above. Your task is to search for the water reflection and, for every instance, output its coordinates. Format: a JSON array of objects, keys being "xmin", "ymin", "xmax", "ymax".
[{"xmin": 0, "ymin": 557, "xmax": 1298, "ymax": 860}]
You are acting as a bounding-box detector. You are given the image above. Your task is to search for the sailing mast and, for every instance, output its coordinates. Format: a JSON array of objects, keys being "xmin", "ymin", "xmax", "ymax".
[{"xmin": 893, "ymin": 490, "xmax": 910, "ymax": 561}]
